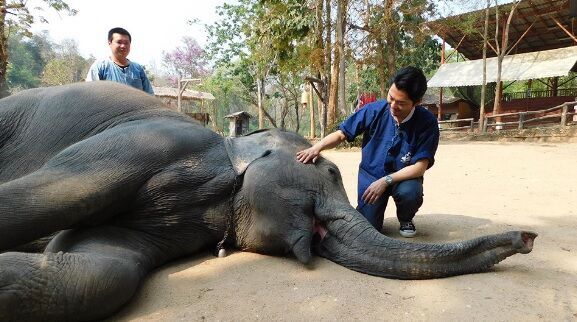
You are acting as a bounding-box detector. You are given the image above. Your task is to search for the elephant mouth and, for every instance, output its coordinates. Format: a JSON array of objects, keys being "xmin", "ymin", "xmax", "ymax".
[{"xmin": 312, "ymin": 218, "xmax": 327, "ymax": 240}]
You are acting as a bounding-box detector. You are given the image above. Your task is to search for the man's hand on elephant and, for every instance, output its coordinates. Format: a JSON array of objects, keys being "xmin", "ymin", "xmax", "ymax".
[
  {"xmin": 362, "ymin": 178, "xmax": 388, "ymax": 204},
  {"xmin": 296, "ymin": 147, "xmax": 321, "ymax": 164}
]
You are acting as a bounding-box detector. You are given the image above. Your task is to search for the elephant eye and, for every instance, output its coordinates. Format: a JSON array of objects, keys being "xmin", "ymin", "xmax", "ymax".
[{"xmin": 327, "ymin": 167, "xmax": 337, "ymax": 175}]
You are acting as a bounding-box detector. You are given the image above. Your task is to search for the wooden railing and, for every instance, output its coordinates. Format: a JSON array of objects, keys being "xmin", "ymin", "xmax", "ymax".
[
  {"xmin": 483, "ymin": 101, "xmax": 577, "ymax": 132},
  {"xmin": 503, "ymin": 88, "xmax": 577, "ymax": 101},
  {"xmin": 438, "ymin": 118, "xmax": 475, "ymax": 132}
]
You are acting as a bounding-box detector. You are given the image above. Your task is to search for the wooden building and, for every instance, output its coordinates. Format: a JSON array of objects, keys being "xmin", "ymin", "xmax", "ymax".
[
  {"xmin": 224, "ymin": 111, "xmax": 252, "ymax": 137},
  {"xmin": 421, "ymin": 94, "xmax": 476, "ymax": 121},
  {"xmin": 427, "ymin": 0, "xmax": 577, "ymax": 123},
  {"xmin": 153, "ymin": 86, "xmax": 215, "ymax": 126}
]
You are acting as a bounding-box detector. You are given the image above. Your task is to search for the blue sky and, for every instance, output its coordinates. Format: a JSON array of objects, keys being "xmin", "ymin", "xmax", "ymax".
[{"xmin": 30, "ymin": 0, "xmax": 230, "ymax": 72}]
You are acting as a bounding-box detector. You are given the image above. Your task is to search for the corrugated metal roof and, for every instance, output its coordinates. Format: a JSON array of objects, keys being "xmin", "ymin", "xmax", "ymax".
[
  {"xmin": 428, "ymin": 0, "xmax": 571, "ymax": 60},
  {"xmin": 428, "ymin": 46, "xmax": 577, "ymax": 88},
  {"xmin": 153, "ymin": 86, "xmax": 215, "ymax": 100}
]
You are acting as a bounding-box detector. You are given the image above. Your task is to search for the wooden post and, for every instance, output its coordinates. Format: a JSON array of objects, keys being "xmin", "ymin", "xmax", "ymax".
[
  {"xmin": 309, "ymin": 83, "xmax": 315, "ymax": 138},
  {"xmin": 438, "ymin": 88, "xmax": 443, "ymax": 121},
  {"xmin": 177, "ymin": 80, "xmax": 182, "ymax": 113},
  {"xmin": 483, "ymin": 117, "xmax": 489, "ymax": 133},
  {"xmin": 561, "ymin": 103, "xmax": 568, "ymax": 126},
  {"xmin": 518, "ymin": 112, "xmax": 526, "ymax": 130},
  {"xmin": 469, "ymin": 119, "xmax": 474, "ymax": 132},
  {"xmin": 438, "ymin": 40, "xmax": 445, "ymax": 121}
]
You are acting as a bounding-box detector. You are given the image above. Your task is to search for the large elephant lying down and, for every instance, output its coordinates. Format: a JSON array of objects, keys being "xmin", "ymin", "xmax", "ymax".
[{"xmin": 0, "ymin": 82, "xmax": 536, "ymax": 321}]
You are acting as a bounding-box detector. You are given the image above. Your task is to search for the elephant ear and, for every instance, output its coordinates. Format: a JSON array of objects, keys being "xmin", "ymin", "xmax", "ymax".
[{"xmin": 224, "ymin": 130, "xmax": 274, "ymax": 175}]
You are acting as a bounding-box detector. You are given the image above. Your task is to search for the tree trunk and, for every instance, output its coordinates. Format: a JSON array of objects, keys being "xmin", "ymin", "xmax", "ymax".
[
  {"xmin": 309, "ymin": 83, "xmax": 315, "ymax": 138},
  {"xmin": 255, "ymin": 76, "xmax": 277, "ymax": 128},
  {"xmin": 492, "ymin": 0, "xmax": 519, "ymax": 124},
  {"xmin": 0, "ymin": 1, "xmax": 10, "ymax": 98},
  {"xmin": 320, "ymin": 0, "xmax": 331, "ymax": 137},
  {"xmin": 376, "ymin": 37, "xmax": 387, "ymax": 98},
  {"xmin": 338, "ymin": 0, "xmax": 347, "ymax": 117},
  {"xmin": 328, "ymin": 0, "xmax": 347, "ymax": 127},
  {"xmin": 479, "ymin": 0, "xmax": 490, "ymax": 132},
  {"xmin": 257, "ymin": 77, "xmax": 265, "ymax": 129},
  {"xmin": 383, "ymin": 0, "xmax": 397, "ymax": 84}
]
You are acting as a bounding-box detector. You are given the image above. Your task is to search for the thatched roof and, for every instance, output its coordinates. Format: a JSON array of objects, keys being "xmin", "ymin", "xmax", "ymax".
[
  {"xmin": 153, "ymin": 86, "xmax": 215, "ymax": 100},
  {"xmin": 224, "ymin": 111, "xmax": 252, "ymax": 119}
]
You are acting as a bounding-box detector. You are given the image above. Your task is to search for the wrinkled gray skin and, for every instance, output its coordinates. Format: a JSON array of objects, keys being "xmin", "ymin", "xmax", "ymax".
[{"xmin": 0, "ymin": 82, "xmax": 536, "ymax": 321}]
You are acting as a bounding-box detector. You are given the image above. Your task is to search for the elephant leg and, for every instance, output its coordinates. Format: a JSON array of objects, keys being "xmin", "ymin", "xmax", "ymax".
[
  {"xmin": 0, "ymin": 226, "xmax": 164, "ymax": 322},
  {"xmin": 0, "ymin": 168, "xmax": 130, "ymax": 250}
]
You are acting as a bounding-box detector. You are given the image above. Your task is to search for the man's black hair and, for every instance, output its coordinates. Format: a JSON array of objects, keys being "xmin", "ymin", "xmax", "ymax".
[
  {"xmin": 108, "ymin": 27, "xmax": 131, "ymax": 43},
  {"xmin": 390, "ymin": 66, "xmax": 427, "ymax": 103}
]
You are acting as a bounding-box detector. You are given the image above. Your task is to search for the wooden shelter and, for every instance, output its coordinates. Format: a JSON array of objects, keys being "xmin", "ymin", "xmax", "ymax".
[
  {"xmin": 421, "ymin": 94, "xmax": 476, "ymax": 122},
  {"xmin": 153, "ymin": 86, "xmax": 215, "ymax": 113},
  {"xmin": 153, "ymin": 86, "xmax": 215, "ymax": 127},
  {"xmin": 427, "ymin": 0, "xmax": 577, "ymax": 122},
  {"xmin": 224, "ymin": 111, "xmax": 252, "ymax": 137}
]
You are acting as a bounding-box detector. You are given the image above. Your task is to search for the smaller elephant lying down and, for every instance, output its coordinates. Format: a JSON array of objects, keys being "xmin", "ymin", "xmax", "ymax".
[{"xmin": 0, "ymin": 82, "xmax": 536, "ymax": 321}]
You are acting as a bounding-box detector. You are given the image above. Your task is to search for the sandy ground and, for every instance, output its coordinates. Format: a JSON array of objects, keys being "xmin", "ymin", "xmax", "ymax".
[{"xmin": 108, "ymin": 142, "xmax": 577, "ymax": 322}]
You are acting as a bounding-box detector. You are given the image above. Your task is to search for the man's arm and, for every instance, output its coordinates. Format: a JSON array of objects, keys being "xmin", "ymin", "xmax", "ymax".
[
  {"xmin": 296, "ymin": 130, "xmax": 347, "ymax": 163},
  {"xmin": 140, "ymin": 68, "xmax": 154, "ymax": 95},
  {"xmin": 85, "ymin": 61, "xmax": 101, "ymax": 82},
  {"xmin": 362, "ymin": 159, "xmax": 429, "ymax": 204}
]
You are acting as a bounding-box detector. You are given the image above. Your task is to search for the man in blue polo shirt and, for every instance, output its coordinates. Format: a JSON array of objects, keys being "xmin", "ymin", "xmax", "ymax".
[
  {"xmin": 86, "ymin": 27, "xmax": 154, "ymax": 95},
  {"xmin": 296, "ymin": 66, "xmax": 439, "ymax": 237}
]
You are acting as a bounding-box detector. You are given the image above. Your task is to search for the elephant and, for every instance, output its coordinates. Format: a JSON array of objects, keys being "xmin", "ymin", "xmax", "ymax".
[{"xmin": 0, "ymin": 81, "xmax": 536, "ymax": 321}]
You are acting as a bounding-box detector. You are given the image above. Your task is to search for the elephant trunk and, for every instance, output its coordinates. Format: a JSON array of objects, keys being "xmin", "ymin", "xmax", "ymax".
[{"xmin": 314, "ymin": 210, "xmax": 537, "ymax": 279}]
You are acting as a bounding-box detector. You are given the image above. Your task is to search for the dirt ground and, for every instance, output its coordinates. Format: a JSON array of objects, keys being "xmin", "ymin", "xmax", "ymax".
[{"xmin": 108, "ymin": 142, "xmax": 577, "ymax": 322}]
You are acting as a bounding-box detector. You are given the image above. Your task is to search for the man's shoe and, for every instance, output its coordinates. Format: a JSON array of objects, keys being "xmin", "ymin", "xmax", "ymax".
[{"xmin": 399, "ymin": 221, "xmax": 417, "ymax": 238}]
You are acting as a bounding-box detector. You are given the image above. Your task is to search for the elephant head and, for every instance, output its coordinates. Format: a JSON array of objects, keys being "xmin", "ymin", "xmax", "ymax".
[{"xmin": 225, "ymin": 129, "xmax": 537, "ymax": 279}]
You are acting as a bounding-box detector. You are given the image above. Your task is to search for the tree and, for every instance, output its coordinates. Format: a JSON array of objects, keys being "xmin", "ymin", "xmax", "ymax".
[
  {"xmin": 491, "ymin": 0, "xmax": 520, "ymax": 119},
  {"xmin": 41, "ymin": 38, "xmax": 89, "ymax": 86},
  {"xmin": 327, "ymin": 0, "xmax": 347, "ymax": 126},
  {"xmin": 203, "ymin": 0, "xmax": 441, "ymax": 135},
  {"xmin": 348, "ymin": 0, "xmax": 437, "ymax": 98},
  {"xmin": 162, "ymin": 36, "xmax": 209, "ymax": 85},
  {"xmin": 6, "ymin": 31, "xmax": 43, "ymax": 91},
  {"xmin": 0, "ymin": 0, "xmax": 76, "ymax": 97},
  {"xmin": 479, "ymin": 0, "xmax": 490, "ymax": 130},
  {"xmin": 205, "ymin": 0, "xmax": 313, "ymax": 130}
]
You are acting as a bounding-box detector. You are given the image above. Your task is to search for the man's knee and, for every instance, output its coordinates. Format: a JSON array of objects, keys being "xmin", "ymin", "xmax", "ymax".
[{"xmin": 393, "ymin": 179, "xmax": 423, "ymax": 207}]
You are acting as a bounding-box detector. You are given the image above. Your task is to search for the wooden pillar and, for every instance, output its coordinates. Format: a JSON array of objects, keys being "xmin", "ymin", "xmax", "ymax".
[
  {"xmin": 309, "ymin": 83, "xmax": 315, "ymax": 139},
  {"xmin": 518, "ymin": 112, "xmax": 526, "ymax": 130},
  {"xmin": 552, "ymin": 77, "xmax": 559, "ymax": 97},
  {"xmin": 177, "ymin": 80, "xmax": 182, "ymax": 113},
  {"xmin": 438, "ymin": 40, "xmax": 445, "ymax": 121},
  {"xmin": 561, "ymin": 103, "xmax": 568, "ymax": 126}
]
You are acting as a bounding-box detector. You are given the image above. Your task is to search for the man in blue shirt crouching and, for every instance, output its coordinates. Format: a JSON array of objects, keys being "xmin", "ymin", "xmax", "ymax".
[{"xmin": 296, "ymin": 66, "xmax": 439, "ymax": 238}]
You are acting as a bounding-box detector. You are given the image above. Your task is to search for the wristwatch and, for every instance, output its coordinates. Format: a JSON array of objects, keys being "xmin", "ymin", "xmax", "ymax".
[{"xmin": 384, "ymin": 175, "xmax": 393, "ymax": 185}]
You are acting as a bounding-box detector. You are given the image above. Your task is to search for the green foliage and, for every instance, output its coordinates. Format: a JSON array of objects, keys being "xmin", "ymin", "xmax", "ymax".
[
  {"xmin": 203, "ymin": 0, "xmax": 443, "ymax": 134},
  {"xmin": 204, "ymin": 0, "xmax": 316, "ymax": 131},
  {"xmin": 41, "ymin": 38, "xmax": 89, "ymax": 86},
  {"xmin": 5, "ymin": 30, "xmax": 88, "ymax": 91},
  {"xmin": 397, "ymin": 37, "xmax": 441, "ymax": 77},
  {"xmin": 0, "ymin": 0, "xmax": 76, "ymax": 96},
  {"xmin": 200, "ymin": 62, "xmax": 257, "ymax": 134},
  {"xmin": 7, "ymin": 33, "xmax": 44, "ymax": 91}
]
